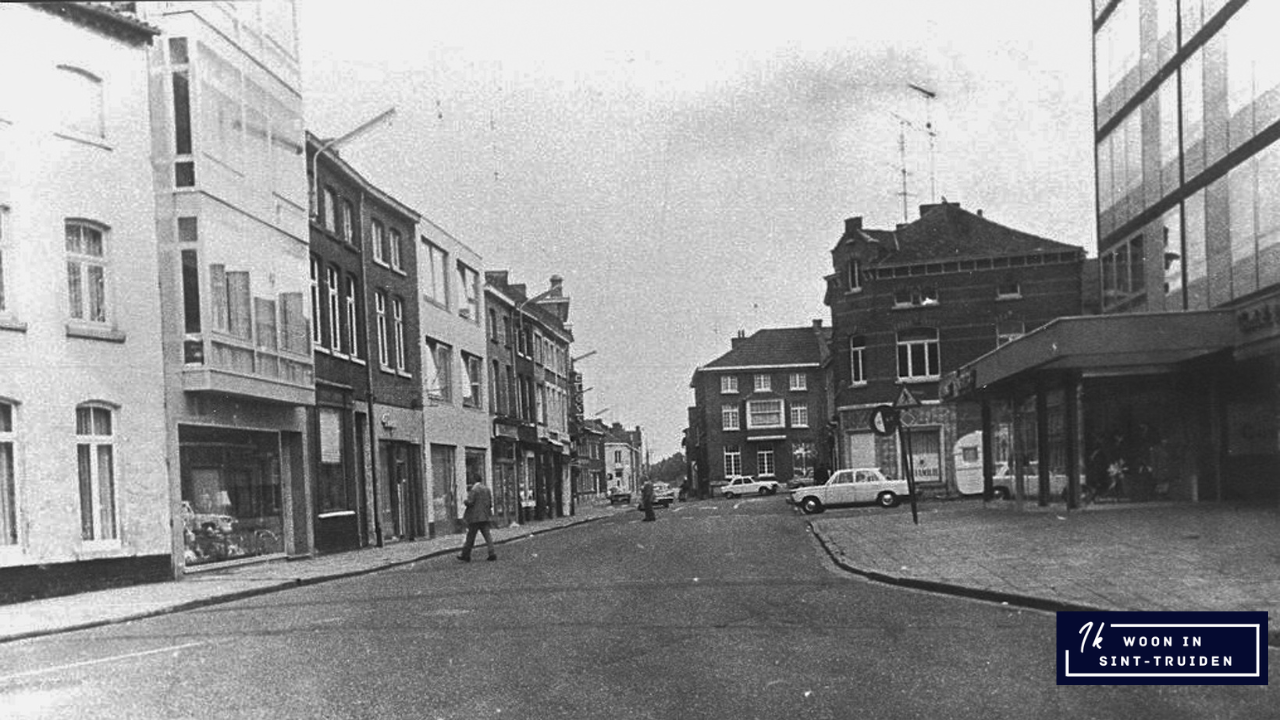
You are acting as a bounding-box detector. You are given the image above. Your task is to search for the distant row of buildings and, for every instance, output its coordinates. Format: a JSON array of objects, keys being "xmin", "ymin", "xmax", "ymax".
[
  {"xmin": 688, "ymin": 0, "xmax": 1280, "ymax": 509},
  {"xmin": 0, "ymin": 2, "xmax": 643, "ymax": 603}
]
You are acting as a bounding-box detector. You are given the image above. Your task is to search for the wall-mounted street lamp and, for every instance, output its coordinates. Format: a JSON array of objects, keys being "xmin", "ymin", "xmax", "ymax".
[{"xmin": 309, "ymin": 107, "xmax": 397, "ymax": 219}]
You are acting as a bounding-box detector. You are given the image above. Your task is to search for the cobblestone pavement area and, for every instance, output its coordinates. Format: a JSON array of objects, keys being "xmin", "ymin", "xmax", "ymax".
[{"xmin": 808, "ymin": 499, "xmax": 1280, "ymax": 646}]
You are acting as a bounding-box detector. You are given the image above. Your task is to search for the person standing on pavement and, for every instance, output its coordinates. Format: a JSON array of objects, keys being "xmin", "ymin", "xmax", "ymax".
[
  {"xmin": 458, "ymin": 480, "xmax": 497, "ymax": 562},
  {"xmin": 640, "ymin": 478, "xmax": 656, "ymax": 522}
]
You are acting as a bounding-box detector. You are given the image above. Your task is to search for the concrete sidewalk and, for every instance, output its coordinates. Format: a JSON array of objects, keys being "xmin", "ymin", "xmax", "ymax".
[
  {"xmin": 0, "ymin": 501, "xmax": 624, "ymax": 644},
  {"xmin": 808, "ymin": 499, "xmax": 1280, "ymax": 646}
]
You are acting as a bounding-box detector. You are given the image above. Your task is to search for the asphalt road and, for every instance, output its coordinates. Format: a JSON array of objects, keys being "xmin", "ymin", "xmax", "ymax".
[{"xmin": 2, "ymin": 496, "xmax": 1274, "ymax": 719}]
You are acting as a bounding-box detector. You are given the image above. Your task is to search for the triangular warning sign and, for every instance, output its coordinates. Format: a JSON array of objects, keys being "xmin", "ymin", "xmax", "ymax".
[{"xmin": 894, "ymin": 386, "xmax": 922, "ymax": 408}]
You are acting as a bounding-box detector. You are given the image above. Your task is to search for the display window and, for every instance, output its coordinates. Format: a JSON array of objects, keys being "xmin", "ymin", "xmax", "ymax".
[{"xmin": 179, "ymin": 425, "xmax": 285, "ymax": 566}]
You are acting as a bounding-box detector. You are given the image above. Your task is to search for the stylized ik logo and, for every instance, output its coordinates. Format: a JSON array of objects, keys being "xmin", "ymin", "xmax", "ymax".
[{"xmin": 1079, "ymin": 621, "xmax": 1106, "ymax": 653}]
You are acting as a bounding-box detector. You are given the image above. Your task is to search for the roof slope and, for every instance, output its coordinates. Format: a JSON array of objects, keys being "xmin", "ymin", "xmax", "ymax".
[
  {"xmin": 866, "ymin": 203, "xmax": 1080, "ymax": 266},
  {"xmin": 700, "ymin": 326, "xmax": 829, "ymax": 371}
]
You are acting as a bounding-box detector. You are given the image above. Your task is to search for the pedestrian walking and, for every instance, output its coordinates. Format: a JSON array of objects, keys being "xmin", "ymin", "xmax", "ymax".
[
  {"xmin": 640, "ymin": 478, "xmax": 656, "ymax": 522},
  {"xmin": 458, "ymin": 480, "xmax": 497, "ymax": 562}
]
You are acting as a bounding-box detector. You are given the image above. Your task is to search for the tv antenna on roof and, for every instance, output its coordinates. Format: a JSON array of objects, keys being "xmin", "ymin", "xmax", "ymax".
[
  {"xmin": 889, "ymin": 112, "xmax": 917, "ymax": 223},
  {"xmin": 907, "ymin": 83, "xmax": 938, "ymax": 204}
]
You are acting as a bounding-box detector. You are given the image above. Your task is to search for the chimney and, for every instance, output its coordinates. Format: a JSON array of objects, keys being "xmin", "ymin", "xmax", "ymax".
[
  {"xmin": 977, "ymin": 209, "xmax": 984, "ymax": 217},
  {"xmin": 730, "ymin": 329, "xmax": 747, "ymax": 348},
  {"xmin": 842, "ymin": 217, "xmax": 863, "ymax": 239},
  {"xmin": 548, "ymin": 274, "xmax": 564, "ymax": 296},
  {"xmin": 812, "ymin": 318, "xmax": 823, "ymax": 329}
]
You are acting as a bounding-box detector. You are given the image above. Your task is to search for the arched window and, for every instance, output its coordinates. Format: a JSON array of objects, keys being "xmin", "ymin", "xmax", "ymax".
[
  {"xmin": 66, "ymin": 220, "xmax": 109, "ymax": 323},
  {"xmin": 75, "ymin": 404, "xmax": 117, "ymax": 542},
  {"xmin": 56, "ymin": 65, "xmax": 104, "ymax": 138},
  {"xmin": 896, "ymin": 328, "xmax": 940, "ymax": 380}
]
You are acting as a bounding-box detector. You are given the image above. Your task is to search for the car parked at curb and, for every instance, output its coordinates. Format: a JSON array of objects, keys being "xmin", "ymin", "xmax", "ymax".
[
  {"xmin": 637, "ymin": 482, "xmax": 677, "ymax": 510},
  {"xmin": 789, "ymin": 468, "xmax": 909, "ymax": 514},
  {"xmin": 608, "ymin": 487, "xmax": 632, "ymax": 505},
  {"xmin": 720, "ymin": 475, "xmax": 780, "ymax": 498}
]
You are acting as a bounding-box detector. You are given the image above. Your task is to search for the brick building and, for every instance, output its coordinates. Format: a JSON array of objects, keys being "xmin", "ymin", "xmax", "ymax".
[
  {"xmin": 688, "ymin": 322, "xmax": 833, "ymax": 497},
  {"xmin": 825, "ymin": 203, "xmax": 1085, "ymax": 496}
]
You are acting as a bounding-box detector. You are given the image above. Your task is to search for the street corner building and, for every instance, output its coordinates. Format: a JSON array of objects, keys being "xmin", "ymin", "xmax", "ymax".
[
  {"xmin": 944, "ymin": 0, "xmax": 1280, "ymax": 509},
  {"xmin": 823, "ymin": 203, "xmax": 1086, "ymax": 498},
  {"xmin": 687, "ymin": 321, "xmax": 834, "ymax": 498},
  {"xmin": 0, "ymin": 3, "xmax": 169, "ymax": 602}
]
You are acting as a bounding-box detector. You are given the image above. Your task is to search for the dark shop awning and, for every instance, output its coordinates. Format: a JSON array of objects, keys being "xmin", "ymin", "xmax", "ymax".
[{"xmin": 943, "ymin": 310, "xmax": 1237, "ymax": 398}]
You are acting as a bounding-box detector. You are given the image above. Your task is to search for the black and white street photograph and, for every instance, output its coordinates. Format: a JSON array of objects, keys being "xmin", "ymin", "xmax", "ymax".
[{"xmin": 1, "ymin": 1, "xmax": 1278, "ymax": 718}]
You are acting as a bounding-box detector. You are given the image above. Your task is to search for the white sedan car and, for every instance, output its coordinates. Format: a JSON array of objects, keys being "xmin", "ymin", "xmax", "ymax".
[
  {"xmin": 789, "ymin": 468, "xmax": 910, "ymax": 514},
  {"xmin": 719, "ymin": 475, "xmax": 780, "ymax": 498}
]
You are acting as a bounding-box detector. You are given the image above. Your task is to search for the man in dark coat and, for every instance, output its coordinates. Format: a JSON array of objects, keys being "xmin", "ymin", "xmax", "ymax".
[
  {"xmin": 640, "ymin": 479, "xmax": 656, "ymax": 522},
  {"xmin": 458, "ymin": 481, "xmax": 497, "ymax": 562}
]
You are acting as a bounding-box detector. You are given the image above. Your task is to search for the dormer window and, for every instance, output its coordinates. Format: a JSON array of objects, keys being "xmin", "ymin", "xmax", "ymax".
[{"xmin": 996, "ymin": 281, "xmax": 1021, "ymax": 300}]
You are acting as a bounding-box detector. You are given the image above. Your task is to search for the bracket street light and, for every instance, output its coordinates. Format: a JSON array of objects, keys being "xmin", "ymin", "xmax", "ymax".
[{"xmin": 309, "ymin": 107, "xmax": 397, "ymax": 219}]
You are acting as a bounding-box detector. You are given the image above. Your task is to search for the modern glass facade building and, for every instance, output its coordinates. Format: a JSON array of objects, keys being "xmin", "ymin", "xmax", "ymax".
[{"xmin": 946, "ymin": 0, "xmax": 1279, "ymax": 507}]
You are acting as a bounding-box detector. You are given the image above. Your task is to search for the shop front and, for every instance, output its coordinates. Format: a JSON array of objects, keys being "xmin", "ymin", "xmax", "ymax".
[
  {"xmin": 944, "ymin": 312, "xmax": 1240, "ymax": 508},
  {"xmin": 179, "ymin": 425, "xmax": 288, "ymax": 567}
]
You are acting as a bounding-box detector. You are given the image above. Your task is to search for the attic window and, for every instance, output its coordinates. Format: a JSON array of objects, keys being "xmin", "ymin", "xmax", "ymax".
[{"xmin": 846, "ymin": 259, "xmax": 862, "ymax": 291}]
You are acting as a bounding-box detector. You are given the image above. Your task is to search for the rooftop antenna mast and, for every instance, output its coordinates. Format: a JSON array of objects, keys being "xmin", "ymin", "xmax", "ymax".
[
  {"xmin": 907, "ymin": 83, "xmax": 938, "ymax": 204},
  {"xmin": 890, "ymin": 112, "xmax": 915, "ymax": 222}
]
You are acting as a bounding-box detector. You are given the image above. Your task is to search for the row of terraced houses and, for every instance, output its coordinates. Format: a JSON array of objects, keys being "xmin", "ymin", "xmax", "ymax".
[
  {"xmin": 688, "ymin": 0, "xmax": 1280, "ymax": 510},
  {"xmin": 0, "ymin": 1, "xmax": 641, "ymax": 603}
]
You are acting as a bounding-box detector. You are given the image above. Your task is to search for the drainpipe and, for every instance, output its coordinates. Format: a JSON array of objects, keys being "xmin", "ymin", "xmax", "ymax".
[{"xmin": 358, "ymin": 188, "xmax": 384, "ymax": 548}]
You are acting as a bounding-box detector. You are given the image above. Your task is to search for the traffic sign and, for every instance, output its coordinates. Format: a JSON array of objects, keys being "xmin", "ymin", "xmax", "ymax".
[
  {"xmin": 894, "ymin": 386, "xmax": 922, "ymax": 408},
  {"xmin": 869, "ymin": 405, "xmax": 899, "ymax": 436}
]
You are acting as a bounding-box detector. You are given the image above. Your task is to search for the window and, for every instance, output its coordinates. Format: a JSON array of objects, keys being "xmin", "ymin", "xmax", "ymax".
[
  {"xmin": 847, "ymin": 259, "xmax": 862, "ymax": 291},
  {"xmin": 1101, "ymin": 235, "xmax": 1146, "ymax": 308},
  {"xmin": 721, "ymin": 405, "xmax": 740, "ymax": 431},
  {"xmin": 341, "ymin": 199, "xmax": 355, "ymax": 243},
  {"xmin": 757, "ymin": 449, "xmax": 775, "ymax": 477},
  {"xmin": 789, "ymin": 373, "xmax": 807, "ymax": 391},
  {"xmin": 721, "ymin": 376, "xmax": 738, "ymax": 393},
  {"xmin": 425, "ymin": 338, "xmax": 452, "ymax": 402},
  {"xmin": 75, "ymin": 405, "xmax": 116, "ymax": 542},
  {"xmin": 57, "ymin": 66, "xmax": 103, "ymax": 138},
  {"xmin": 614, "ymin": 450, "xmax": 623, "ymax": 464},
  {"xmin": 893, "ymin": 285, "xmax": 938, "ymax": 307},
  {"xmin": 746, "ymin": 399, "xmax": 784, "ymax": 429},
  {"xmin": 462, "ymin": 353, "xmax": 482, "ymax": 408},
  {"xmin": 490, "ymin": 359, "xmax": 501, "ymax": 413},
  {"xmin": 371, "ymin": 220, "xmax": 386, "ymax": 264},
  {"xmin": 502, "ymin": 316, "xmax": 512, "ymax": 347},
  {"xmin": 724, "ymin": 447, "xmax": 742, "ymax": 476},
  {"xmin": 66, "ymin": 221, "xmax": 107, "ymax": 323},
  {"xmin": 996, "ymin": 281, "xmax": 1021, "ymax": 299},
  {"xmin": 0, "ymin": 206, "xmax": 9, "ymax": 314},
  {"xmin": 790, "ymin": 404, "xmax": 809, "ymax": 428},
  {"xmin": 423, "ymin": 240, "xmax": 448, "ymax": 306},
  {"xmin": 488, "ymin": 309, "xmax": 498, "ymax": 341},
  {"xmin": 392, "ymin": 297, "xmax": 406, "ymax": 372},
  {"xmin": 457, "ymin": 262, "xmax": 479, "ymax": 320},
  {"xmin": 849, "ymin": 336, "xmax": 867, "ymax": 385},
  {"xmin": 344, "ymin": 276, "xmax": 361, "ymax": 359},
  {"xmin": 997, "ymin": 320, "xmax": 1025, "ymax": 346},
  {"xmin": 322, "ymin": 187, "xmax": 337, "ymax": 232},
  {"xmin": 375, "ymin": 291, "xmax": 389, "ymax": 368},
  {"xmin": 326, "ymin": 266, "xmax": 340, "ymax": 353},
  {"xmin": 896, "ymin": 328, "xmax": 940, "ymax": 380},
  {"xmin": 208, "ymin": 264, "xmax": 250, "ymax": 339},
  {"xmin": 753, "ymin": 374, "xmax": 771, "ymax": 392},
  {"xmin": 0, "ymin": 402, "xmax": 16, "ymax": 546},
  {"xmin": 309, "ymin": 257, "xmax": 322, "ymax": 345},
  {"xmin": 389, "ymin": 228, "xmax": 403, "ymax": 270}
]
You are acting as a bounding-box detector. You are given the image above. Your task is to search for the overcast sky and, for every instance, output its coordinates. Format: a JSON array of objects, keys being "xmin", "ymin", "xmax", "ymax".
[{"xmin": 298, "ymin": 0, "xmax": 1096, "ymax": 459}]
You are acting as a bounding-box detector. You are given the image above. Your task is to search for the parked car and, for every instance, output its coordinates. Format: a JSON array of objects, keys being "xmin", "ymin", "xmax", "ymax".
[
  {"xmin": 608, "ymin": 487, "xmax": 632, "ymax": 505},
  {"xmin": 786, "ymin": 474, "xmax": 817, "ymax": 490},
  {"xmin": 789, "ymin": 468, "xmax": 909, "ymax": 514},
  {"xmin": 720, "ymin": 475, "xmax": 780, "ymax": 498},
  {"xmin": 637, "ymin": 482, "xmax": 677, "ymax": 510}
]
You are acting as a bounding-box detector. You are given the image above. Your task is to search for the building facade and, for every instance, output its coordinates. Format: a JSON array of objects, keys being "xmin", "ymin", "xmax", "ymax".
[
  {"xmin": 826, "ymin": 204, "xmax": 1085, "ymax": 496},
  {"xmin": 0, "ymin": 3, "xmax": 168, "ymax": 602},
  {"xmin": 140, "ymin": 1, "xmax": 317, "ymax": 570},
  {"xmin": 949, "ymin": 0, "xmax": 1279, "ymax": 507},
  {"xmin": 306, "ymin": 133, "xmax": 422, "ymax": 551},
  {"xmin": 604, "ymin": 424, "xmax": 644, "ymax": 494},
  {"xmin": 688, "ymin": 322, "xmax": 832, "ymax": 496},
  {"xmin": 420, "ymin": 220, "xmax": 490, "ymax": 536},
  {"xmin": 484, "ymin": 272, "xmax": 573, "ymax": 523}
]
